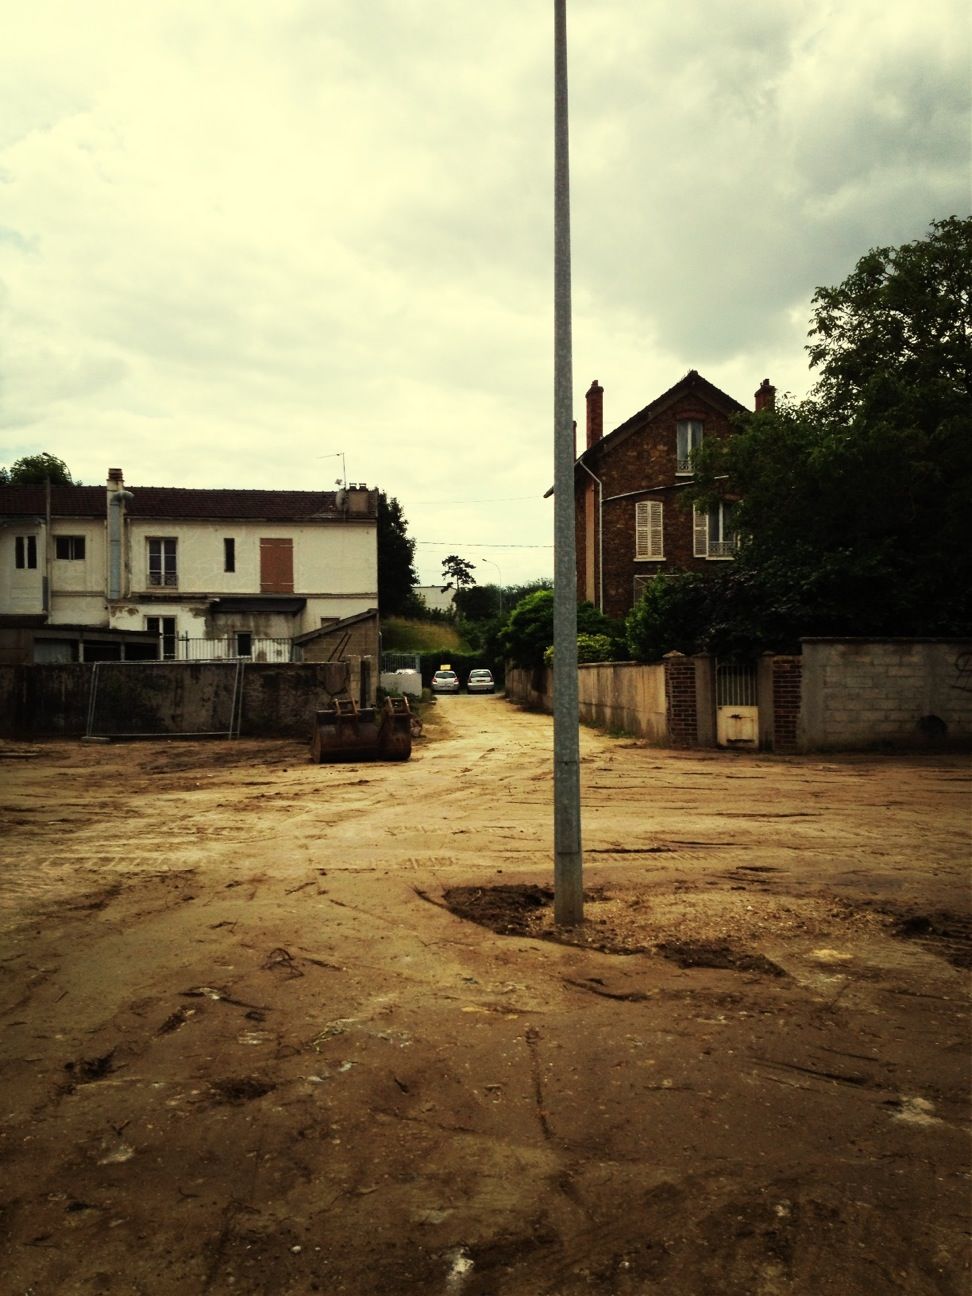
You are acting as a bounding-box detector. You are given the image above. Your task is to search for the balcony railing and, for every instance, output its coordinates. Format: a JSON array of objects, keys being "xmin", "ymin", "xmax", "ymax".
[
  {"xmin": 708, "ymin": 539, "xmax": 737, "ymax": 559},
  {"xmin": 157, "ymin": 635, "xmax": 301, "ymax": 662}
]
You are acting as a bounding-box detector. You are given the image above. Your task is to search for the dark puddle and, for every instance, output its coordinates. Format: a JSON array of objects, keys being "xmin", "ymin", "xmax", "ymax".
[{"xmin": 442, "ymin": 884, "xmax": 785, "ymax": 974}]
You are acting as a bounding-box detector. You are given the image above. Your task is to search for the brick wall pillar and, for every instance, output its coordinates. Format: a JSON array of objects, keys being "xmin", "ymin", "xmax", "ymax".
[
  {"xmin": 665, "ymin": 652, "xmax": 698, "ymax": 746},
  {"xmin": 771, "ymin": 655, "xmax": 802, "ymax": 752}
]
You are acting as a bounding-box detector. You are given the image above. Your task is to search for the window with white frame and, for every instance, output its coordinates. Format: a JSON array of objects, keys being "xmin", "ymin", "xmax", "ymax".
[
  {"xmin": 147, "ymin": 537, "xmax": 177, "ymax": 587},
  {"xmin": 15, "ymin": 535, "xmax": 38, "ymax": 569},
  {"xmin": 676, "ymin": 419, "xmax": 703, "ymax": 474},
  {"xmin": 55, "ymin": 536, "xmax": 86, "ymax": 560},
  {"xmin": 146, "ymin": 615, "xmax": 177, "ymax": 659},
  {"xmin": 635, "ymin": 500, "xmax": 664, "ymax": 560},
  {"xmin": 693, "ymin": 502, "xmax": 736, "ymax": 559}
]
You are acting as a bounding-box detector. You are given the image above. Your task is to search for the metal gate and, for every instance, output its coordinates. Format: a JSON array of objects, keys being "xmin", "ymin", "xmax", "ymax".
[
  {"xmin": 715, "ymin": 659, "xmax": 758, "ymax": 748},
  {"xmin": 381, "ymin": 652, "xmax": 421, "ymax": 673}
]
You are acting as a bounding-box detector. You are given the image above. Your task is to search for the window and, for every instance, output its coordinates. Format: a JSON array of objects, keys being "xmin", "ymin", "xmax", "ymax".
[
  {"xmin": 55, "ymin": 536, "xmax": 86, "ymax": 561},
  {"xmin": 146, "ymin": 615, "xmax": 177, "ymax": 660},
  {"xmin": 693, "ymin": 503, "xmax": 736, "ymax": 559},
  {"xmin": 676, "ymin": 419, "xmax": 703, "ymax": 474},
  {"xmin": 235, "ymin": 632, "xmax": 252, "ymax": 657},
  {"xmin": 147, "ymin": 538, "xmax": 177, "ymax": 587},
  {"xmin": 635, "ymin": 500, "xmax": 664, "ymax": 560},
  {"xmin": 15, "ymin": 536, "xmax": 37, "ymax": 569},
  {"xmin": 224, "ymin": 538, "xmax": 236, "ymax": 572}
]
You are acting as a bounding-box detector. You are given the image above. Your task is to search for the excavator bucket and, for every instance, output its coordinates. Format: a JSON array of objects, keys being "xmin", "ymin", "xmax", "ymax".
[{"xmin": 311, "ymin": 696, "xmax": 413, "ymax": 763}]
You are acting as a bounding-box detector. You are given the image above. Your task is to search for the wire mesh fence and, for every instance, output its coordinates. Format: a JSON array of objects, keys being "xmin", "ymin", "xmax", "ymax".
[{"xmin": 86, "ymin": 661, "xmax": 245, "ymax": 739}]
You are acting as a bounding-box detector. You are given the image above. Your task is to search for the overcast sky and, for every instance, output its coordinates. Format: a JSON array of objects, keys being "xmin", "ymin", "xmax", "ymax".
[{"xmin": 2, "ymin": 1, "xmax": 969, "ymax": 586}]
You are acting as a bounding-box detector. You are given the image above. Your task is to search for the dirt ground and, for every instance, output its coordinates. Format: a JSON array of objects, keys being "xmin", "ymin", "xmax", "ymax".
[{"xmin": 0, "ymin": 697, "xmax": 969, "ymax": 1296}]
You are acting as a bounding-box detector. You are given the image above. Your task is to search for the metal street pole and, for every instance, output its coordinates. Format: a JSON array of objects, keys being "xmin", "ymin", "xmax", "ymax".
[{"xmin": 552, "ymin": 0, "xmax": 583, "ymax": 925}]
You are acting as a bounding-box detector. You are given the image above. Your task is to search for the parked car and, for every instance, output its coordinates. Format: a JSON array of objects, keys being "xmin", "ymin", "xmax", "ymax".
[
  {"xmin": 466, "ymin": 668, "xmax": 495, "ymax": 694},
  {"xmin": 431, "ymin": 669, "xmax": 460, "ymax": 694}
]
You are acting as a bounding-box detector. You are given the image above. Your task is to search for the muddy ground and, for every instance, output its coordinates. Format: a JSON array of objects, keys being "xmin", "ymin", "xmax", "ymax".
[{"xmin": 0, "ymin": 696, "xmax": 969, "ymax": 1295}]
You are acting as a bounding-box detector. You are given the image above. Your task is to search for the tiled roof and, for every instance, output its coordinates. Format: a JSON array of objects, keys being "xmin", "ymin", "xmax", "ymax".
[
  {"xmin": 580, "ymin": 369, "xmax": 748, "ymax": 463},
  {"xmin": 0, "ymin": 485, "xmax": 376, "ymax": 521}
]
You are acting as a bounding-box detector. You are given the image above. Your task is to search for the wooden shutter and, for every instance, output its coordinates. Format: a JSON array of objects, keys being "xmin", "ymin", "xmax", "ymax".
[
  {"xmin": 260, "ymin": 538, "xmax": 294, "ymax": 593},
  {"xmin": 635, "ymin": 501, "xmax": 663, "ymax": 559},
  {"xmin": 693, "ymin": 506, "xmax": 709, "ymax": 557}
]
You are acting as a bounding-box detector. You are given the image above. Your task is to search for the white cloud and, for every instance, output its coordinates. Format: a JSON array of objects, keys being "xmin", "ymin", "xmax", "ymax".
[{"xmin": 1, "ymin": 0, "xmax": 968, "ymax": 585}]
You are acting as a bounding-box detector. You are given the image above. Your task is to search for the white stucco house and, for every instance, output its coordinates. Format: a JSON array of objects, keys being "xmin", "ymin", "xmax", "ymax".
[{"xmin": 0, "ymin": 469, "xmax": 379, "ymax": 663}]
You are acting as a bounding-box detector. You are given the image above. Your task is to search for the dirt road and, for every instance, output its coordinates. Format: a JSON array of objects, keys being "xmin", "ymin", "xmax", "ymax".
[{"xmin": 0, "ymin": 697, "xmax": 969, "ymax": 1295}]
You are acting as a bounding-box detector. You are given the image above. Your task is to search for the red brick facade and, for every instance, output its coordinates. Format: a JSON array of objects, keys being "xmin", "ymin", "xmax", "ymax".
[
  {"xmin": 771, "ymin": 655, "xmax": 802, "ymax": 752},
  {"xmin": 574, "ymin": 370, "xmax": 750, "ymax": 621},
  {"xmin": 664, "ymin": 653, "xmax": 698, "ymax": 746}
]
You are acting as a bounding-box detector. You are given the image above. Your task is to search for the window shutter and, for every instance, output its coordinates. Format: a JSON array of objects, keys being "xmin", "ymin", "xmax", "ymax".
[
  {"xmin": 635, "ymin": 501, "xmax": 649, "ymax": 559},
  {"xmin": 635, "ymin": 501, "xmax": 663, "ymax": 559},
  {"xmin": 693, "ymin": 506, "xmax": 709, "ymax": 557},
  {"xmin": 648, "ymin": 501, "xmax": 663, "ymax": 557}
]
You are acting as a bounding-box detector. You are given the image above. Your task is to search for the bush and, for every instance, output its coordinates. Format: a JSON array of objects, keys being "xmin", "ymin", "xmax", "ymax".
[
  {"xmin": 544, "ymin": 634, "xmax": 621, "ymax": 666},
  {"xmin": 625, "ymin": 573, "xmax": 714, "ymax": 662},
  {"xmin": 500, "ymin": 590, "xmax": 624, "ymax": 669}
]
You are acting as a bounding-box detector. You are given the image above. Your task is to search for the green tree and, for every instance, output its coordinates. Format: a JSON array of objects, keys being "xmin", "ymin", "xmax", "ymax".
[
  {"xmin": 0, "ymin": 452, "xmax": 75, "ymax": 485},
  {"xmin": 377, "ymin": 493, "xmax": 419, "ymax": 616},
  {"xmin": 500, "ymin": 589, "xmax": 622, "ymax": 669},
  {"xmin": 689, "ymin": 216, "xmax": 972, "ymax": 643},
  {"xmin": 454, "ymin": 584, "xmax": 500, "ymax": 622},
  {"xmin": 441, "ymin": 554, "xmax": 476, "ymax": 591}
]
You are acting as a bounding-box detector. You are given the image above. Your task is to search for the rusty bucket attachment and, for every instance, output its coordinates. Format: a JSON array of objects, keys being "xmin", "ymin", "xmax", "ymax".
[{"xmin": 311, "ymin": 696, "xmax": 413, "ymax": 763}]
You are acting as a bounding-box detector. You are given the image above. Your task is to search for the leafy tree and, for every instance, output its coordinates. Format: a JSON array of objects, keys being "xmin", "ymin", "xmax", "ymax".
[
  {"xmin": 441, "ymin": 554, "xmax": 477, "ymax": 591},
  {"xmin": 454, "ymin": 584, "xmax": 501, "ymax": 622},
  {"xmin": 0, "ymin": 452, "xmax": 75, "ymax": 485},
  {"xmin": 377, "ymin": 493, "xmax": 419, "ymax": 616},
  {"xmin": 500, "ymin": 589, "xmax": 623, "ymax": 669},
  {"xmin": 625, "ymin": 573, "xmax": 714, "ymax": 661},
  {"xmin": 688, "ymin": 216, "xmax": 972, "ymax": 645},
  {"xmin": 807, "ymin": 214, "xmax": 970, "ymax": 429}
]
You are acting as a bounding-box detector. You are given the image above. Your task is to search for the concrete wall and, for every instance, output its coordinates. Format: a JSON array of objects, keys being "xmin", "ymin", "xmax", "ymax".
[
  {"xmin": 0, "ymin": 660, "xmax": 366, "ymax": 740},
  {"xmin": 578, "ymin": 661, "xmax": 667, "ymax": 739},
  {"xmin": 380, "ymin": 670, "xmax": 423, "ymax": 697},
  {"xmin": 800, "ymin": 639, "xmax": 972, "ymax": 750},
  {"xmin": 505, "ymin": 666, "xmax": 552, "ymax": 712},
  {"xmin": 508, "ymin": 641, "xmax": 972, "ymax": 753},
  {"xmin": 506, "ymin": 661, "xmax": 667, "ymax": 741}
]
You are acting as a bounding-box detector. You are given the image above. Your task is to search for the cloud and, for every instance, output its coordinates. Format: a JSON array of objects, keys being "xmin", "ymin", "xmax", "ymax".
[{"xmin": 1, "ymin": 0, "xmax": 968, "ymax": 585}]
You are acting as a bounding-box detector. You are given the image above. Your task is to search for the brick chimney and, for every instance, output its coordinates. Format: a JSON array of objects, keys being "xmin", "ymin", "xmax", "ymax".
[
  {"xmin": 754, "ymin": 379, "xmax": 776, "ymax": 412},
  {"xmin": 585, "ymin": 379, "xmax": 604, "ymax": 449}
]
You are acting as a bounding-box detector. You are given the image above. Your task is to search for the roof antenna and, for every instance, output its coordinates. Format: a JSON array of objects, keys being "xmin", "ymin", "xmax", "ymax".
[{"xmin": 315, "ymin": 451, "xmax": 347, "ymax": 490}]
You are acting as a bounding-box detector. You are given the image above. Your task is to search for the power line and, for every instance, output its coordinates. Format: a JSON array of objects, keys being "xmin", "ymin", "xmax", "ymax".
[
  {"xmin": 408, "ymin": 495, "xmax": 540, "ymax": 505},
  {"xmin": 413, "ymin": 540, "xmax": 553, "ymax": 549}
]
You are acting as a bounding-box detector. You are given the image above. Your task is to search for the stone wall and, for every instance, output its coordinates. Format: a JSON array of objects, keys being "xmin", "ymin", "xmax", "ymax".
[
  {"xmin": 799, "ymin": 639, "xmax": 972, "ymax": 750},
  {"xmin": 0, "ymin": 660, "xmax": 365, "ymax": 740},
  {"xmin": 506, "ymin": 642, "xmax": 972, "ymax": 753},
  {"xmin": 506, "ymin": 660, "xmax": 668, "ymax": 741}
]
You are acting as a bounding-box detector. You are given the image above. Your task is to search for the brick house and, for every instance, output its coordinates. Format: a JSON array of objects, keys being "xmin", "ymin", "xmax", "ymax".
[
  {"xmin": 574, "ymin": 370, "xmax": 775, "ymax": 620},
  {"xmin": 0, "ymin": 468, "xmax": 379, "ymax": 664}
]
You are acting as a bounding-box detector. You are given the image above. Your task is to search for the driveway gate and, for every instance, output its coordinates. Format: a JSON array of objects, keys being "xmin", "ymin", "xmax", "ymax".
[{"xmin": 715, "ymin": 659, "xmax": 758, "ymax": 748}]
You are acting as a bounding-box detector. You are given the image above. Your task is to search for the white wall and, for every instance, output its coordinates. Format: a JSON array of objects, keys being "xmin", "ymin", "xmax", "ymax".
[{"xmin": 124, "ymin": 519, "xmax": 376, "ymax": 633}]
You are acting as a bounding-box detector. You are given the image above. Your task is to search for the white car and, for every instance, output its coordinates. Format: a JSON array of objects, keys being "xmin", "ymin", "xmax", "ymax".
[
  {"xmin": 431, "ymin": 669, "xmax": 460, "ymax": 694},
  {"xmin": 466, "ymin": 669, "xmax": 495, "ymax": 694}
]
